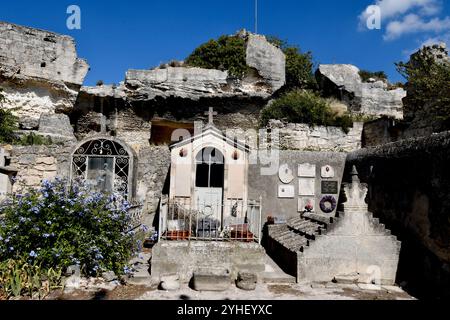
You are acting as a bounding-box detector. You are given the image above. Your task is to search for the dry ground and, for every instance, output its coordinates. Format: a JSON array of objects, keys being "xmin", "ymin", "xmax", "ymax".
[{"xmin": 44, "ymin": 281, "xmax": 414, "ymax": 301}]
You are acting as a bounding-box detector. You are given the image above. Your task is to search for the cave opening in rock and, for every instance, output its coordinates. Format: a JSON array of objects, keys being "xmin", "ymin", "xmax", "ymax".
[{"xmin": 150, "ymin": 118, "xmax": 194, "ymax": 145}]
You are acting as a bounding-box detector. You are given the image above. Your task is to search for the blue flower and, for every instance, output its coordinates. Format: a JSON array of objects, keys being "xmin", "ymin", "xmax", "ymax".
[
  {"xmin": 95, "ymin": 253, "xmax": 104, "ymax": 260},
  {"xmin": 46, "ymin": 220, "xmax": 52, "ymax": 225},
  {"xmin": 123, "ymin": 266, "xmax": 132, "ymax": 274},
  {"xmin": 9, "ymin": 247, "xmax": 14, "ymax": 251},
  {"xmin": 19, "ymin": 217, "xmax": 26, "ymax": 223},
  {"xmin": 29, "ymin": 250, "xmax": 38, "ymax": 258},
  {"xmin": 43, "ymin": 233, "xmax": 50, "ymax": 238}
]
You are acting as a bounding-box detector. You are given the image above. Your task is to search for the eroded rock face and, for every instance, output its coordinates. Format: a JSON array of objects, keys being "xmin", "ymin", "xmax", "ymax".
[
  {"xmin": 316, "ymin": 64, "xmax": 405, "ymax": 119},
  {"xmin": 125, "ymin": 67, "xmax": 231, "ymax": 101},
  {"xmin": 121, "ymin": 32, "xmax": 285, "ymax": 102},
  {"xmin": 0, "ymin": 22, "xmax": 89, "ymax": 85},
  {"xmin": 245, "ymin": 33, "xmax": 285, "ymax": 92},
  {"xmin": 0, "ymin": 22, "xmax": 89, "ymax": 129}
]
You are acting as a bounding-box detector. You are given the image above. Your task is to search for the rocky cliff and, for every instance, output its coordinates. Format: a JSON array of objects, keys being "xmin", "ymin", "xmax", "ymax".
[
  {"xmin": 0, "ymin": 22, "xmax": 89, "ymax": 130},
  {"xmin": 82, "ymin": 32, "xmax": 285, "ymax": 104},
  {"xmin": 316, "ymin": 64, "xmax": 405, "ymax": 119}
]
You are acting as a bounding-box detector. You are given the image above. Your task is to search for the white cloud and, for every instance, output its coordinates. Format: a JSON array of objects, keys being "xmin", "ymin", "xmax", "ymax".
[
  {"xmin": 402, "ymin": 32, "xmax": 450, "ymax": 58},
  {"xmin": 384, "ymin": 14, "xmax": 450, "ymax": 40},
  {"xmin": 359, "ymin": 0, "xmax": 441, "ymax": 26},
  {"xmin": 420, "ymin": 33, "xmax": 450, "ymax": 47},
  {"xmin": 358, "ymin": 0, "xmax": 450, "ymax": 42}
]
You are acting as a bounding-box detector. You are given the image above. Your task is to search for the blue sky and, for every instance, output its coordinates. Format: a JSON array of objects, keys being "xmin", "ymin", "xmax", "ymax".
[{"xmin": 1, "ymin": 0, "xmax": 449, "ymax": 86}]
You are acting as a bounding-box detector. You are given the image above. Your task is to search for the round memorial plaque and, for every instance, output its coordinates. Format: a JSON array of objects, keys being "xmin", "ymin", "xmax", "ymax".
[{"xmin": 278, "ymin": 164, "xmax": 294, "ymax": 184}]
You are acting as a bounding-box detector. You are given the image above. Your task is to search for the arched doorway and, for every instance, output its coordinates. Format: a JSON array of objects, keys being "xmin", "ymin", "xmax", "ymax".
[
  {"xmin": 194, "ymin": 147, "xmax": 225, "ymax": 232},
  {"xmin": 70, "ymin": 138, "xmax": 134, "ymax": 198}
]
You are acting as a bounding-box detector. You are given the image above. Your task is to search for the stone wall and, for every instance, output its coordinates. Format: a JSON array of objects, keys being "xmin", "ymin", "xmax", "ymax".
[
  {"xmin": 151, "ymin": 241, "xmax": 266, "ymax": 282},
  {"xmin": 248, "ymin": 151, "xmax": 347, "ymax": 222},
  {"xmin": 362, "ymin": 117, "xmax": 405, "ymax": 147},
  {"xmin": 6, "ymin": 138, "xmax": 170, "ymax": 231},
  {"xmin": 134, "ymin": 145, "xmax": 171, "ymax": 228},
  {"xmin": 347, "ymin": 131, "xmax": 450, "ymax": 298},
  {"xmin": 9, "ymin": 143, "xmax": 74, "ymax": 191},
  {"xmin": 268, "ymin": 120, "xmax": 363, "ymax": 152}
]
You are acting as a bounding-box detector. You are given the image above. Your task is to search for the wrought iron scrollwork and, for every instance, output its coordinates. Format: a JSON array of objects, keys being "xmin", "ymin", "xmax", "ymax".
[{"xmin": 71, "ymin": 139, "xmax": 131, "ymax": 197}]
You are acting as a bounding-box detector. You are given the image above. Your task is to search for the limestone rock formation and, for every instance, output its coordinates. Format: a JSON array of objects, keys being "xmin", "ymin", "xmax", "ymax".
[
  {"xmin": 316, "ymin": 64, "xmax": 405, "ymax": 119},
  {"xmin": 125, "ymin": 67, "xmax": 231, "ymax": 101},
  {"xmin": 0, "ymin": 22, "xmax": 89, "ymax": 129},
  {"xmin": 245, "ymin": 33, "xmax": 286, "ymax": 92},
  {"xmin": 83, "ymin": 32, "xmax": 287, "ymax": 103},
  {"xmin": 37, "ymin": 113, "xmax": 76, "ymax": 142},
  {"xmin": 80, "ymin": 83, "xmax": 127, "ymax": 100}
]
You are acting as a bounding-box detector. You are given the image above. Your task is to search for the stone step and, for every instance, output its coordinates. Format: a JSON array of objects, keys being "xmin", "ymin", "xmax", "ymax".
[
  {"xmin": 275, "ymin": 232, "xmax": 298, "ymax": 242},
  {"xmin": 269, "ymin": 225, "xmax": 290, "ymax": 236},
  {"xmin": 302, "ymin": 212, "xmax": 332, "ymax": 225},
  {"xmin": 279, "ymin": 235, "xmax": 308, "ymax": 247},
  {"xmin": 289, "ymin": 219, "xmax": 315, "ymax": 228},
  {"xmin": 261, "ymin": 272, "xmax": 296, "ymax": 284},
  {"xmin": 289, "ymin": 222, "xmax": 319, "ymax": 234}
]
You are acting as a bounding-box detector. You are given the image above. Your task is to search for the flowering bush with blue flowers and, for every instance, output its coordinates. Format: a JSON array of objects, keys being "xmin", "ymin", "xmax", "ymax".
[{"xmin": 0, "ymin": 178, "xmax": 139, "ymax": 279}]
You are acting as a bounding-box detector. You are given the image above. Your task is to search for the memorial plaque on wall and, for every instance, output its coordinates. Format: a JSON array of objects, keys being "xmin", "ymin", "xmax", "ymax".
[
  {"xmin": 278, "ymin": 164, "xmax": 294, "ymax": 184},
  {"xmin": 278, "ymin": 185, "xmax": 295, "ymax": 198},
  {"xmin": 321, "ymin": 180, "xmax": 338, "ymax": 194},
  {"xmin": 321, "ymin": 165, "xmax": 335, "ymax": 178},
  {"xmin": 299, "ymin": 178, "xmax": 315, "ymax": 196},
  {"xmin": 298, "ymin": 163, "xmax": 316, "ymax": 177}
]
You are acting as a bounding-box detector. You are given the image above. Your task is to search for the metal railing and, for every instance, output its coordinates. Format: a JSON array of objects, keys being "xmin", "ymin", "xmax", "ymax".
[{"xmin": 159, "ymin": 196, "xmax": 262, "ymax": 243}]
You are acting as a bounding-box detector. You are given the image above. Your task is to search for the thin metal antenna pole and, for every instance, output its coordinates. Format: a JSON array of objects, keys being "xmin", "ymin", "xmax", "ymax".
[{"xmin": 255, "ymin": 0, "xmax": 258, "ymax": 34}]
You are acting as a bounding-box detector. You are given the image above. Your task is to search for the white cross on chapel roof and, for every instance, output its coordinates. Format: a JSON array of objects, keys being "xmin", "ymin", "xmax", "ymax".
[{"xmin": 204, "ymin": 107, "xmax": 218, "ymax": 125}]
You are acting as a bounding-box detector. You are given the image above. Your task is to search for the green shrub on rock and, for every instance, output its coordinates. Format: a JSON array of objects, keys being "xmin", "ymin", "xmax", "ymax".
[
  {"xmin": 185, "ymin": 35, "xmax": 249, "ymax": 78},
  {"xmin": 359, "ymin": 70, "xmax": 387, "ymax": 82},
  {"xmin": 267, "ymin": 36, "xmax": 317, "ymax": 90},
  {"xmin": 260, "ymin": 90, "xmax": 356, "ymax": 133}
]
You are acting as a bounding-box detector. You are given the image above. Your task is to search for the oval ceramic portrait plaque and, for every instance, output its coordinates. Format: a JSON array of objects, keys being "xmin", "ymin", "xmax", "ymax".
[
  {"xmin": 278, "ymin": 164, "xmax": 294, "ymax": 184},
  {"xmin": 321, "ymin": 165, "xmax": 335, "ymax": 178}
]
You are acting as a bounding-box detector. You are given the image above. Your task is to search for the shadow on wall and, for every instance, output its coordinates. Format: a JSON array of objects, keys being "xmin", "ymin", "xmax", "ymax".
[{"xmin": 346, "ymin": 134, "xmax": 450, "ymax": 299}]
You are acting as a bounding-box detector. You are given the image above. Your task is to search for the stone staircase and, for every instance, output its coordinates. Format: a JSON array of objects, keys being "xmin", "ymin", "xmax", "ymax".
[
  {"xmin": 268, "ymin": 212, "xmax": 339, "ymax": 254},
  {"xmin": 267, "ymin": 211, "xmax": 400, "ymax": 280}
]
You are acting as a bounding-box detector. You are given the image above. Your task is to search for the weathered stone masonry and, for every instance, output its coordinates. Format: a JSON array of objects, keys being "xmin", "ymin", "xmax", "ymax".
[{"xmin": 347, "ymin": 131, "xmax": 450, "ymax": 298}]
